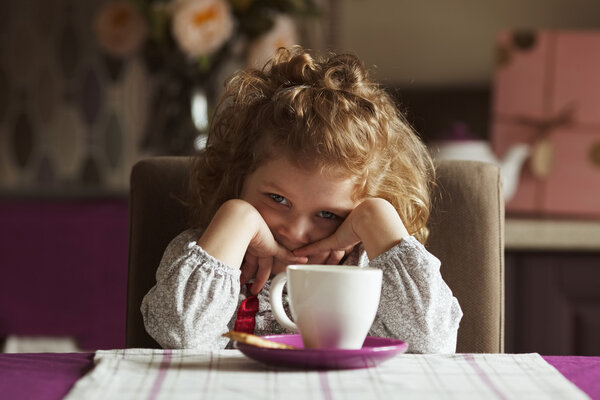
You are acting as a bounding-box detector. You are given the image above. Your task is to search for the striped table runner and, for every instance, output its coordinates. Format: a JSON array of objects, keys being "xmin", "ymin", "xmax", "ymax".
[{"xmin": 65, "ymin": 349, "xmax": 589, "ymax": 399}]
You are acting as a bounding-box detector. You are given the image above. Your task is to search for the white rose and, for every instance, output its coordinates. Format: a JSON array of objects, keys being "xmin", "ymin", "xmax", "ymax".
[
  {"xmin": 247, "ymin": 14, "xmax": 299, "ymax": 69},
  {"xmin": 171, "ymin": 0, "xmax": 234, "ymax": 58}
]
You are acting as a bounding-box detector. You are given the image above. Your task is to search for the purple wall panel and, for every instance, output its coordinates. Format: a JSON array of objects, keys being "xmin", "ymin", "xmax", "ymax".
[{"xmin": 0, "ymin": 199, "xmax": 129, "ymax": 350}]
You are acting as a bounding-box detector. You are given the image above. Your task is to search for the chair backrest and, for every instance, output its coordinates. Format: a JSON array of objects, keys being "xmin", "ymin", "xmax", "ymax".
[
  {"xmin": 127, "ymin": 157, "xmax": 504, "ymax": 352},
  {"xmin": 427, "ymin": 160, "xmax": 505, "ymax": 353},
  {"xmin": 127, "ymin": 157, "xmax": 191, "ymax": 348}
]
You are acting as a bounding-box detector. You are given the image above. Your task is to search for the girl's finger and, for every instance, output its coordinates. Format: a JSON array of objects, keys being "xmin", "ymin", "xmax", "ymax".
[
  {"xmin": 248, "ymin": 237, "xmax": 307, "ymax": 264},
  {"xmin": 279, "ymin": 250, "xmax": 308, "ymax": 265},
  {"xmin": 240, "ymin": 254, "xmax": 258, "ymax": 286},
  {"xmin": 250, "ymin": 257, "xmax": 273, "ymax": 295},
  {"xmin": 325, "ymin": 250, "xmax": 346, "ymax": 265},
  {"xmin": 293, "ymin": 236, "xmax": 336, "ymax": 257}
]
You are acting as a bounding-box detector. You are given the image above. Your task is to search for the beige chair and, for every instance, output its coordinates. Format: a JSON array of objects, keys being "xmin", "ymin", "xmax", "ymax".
[
  {"xmin": 126, "ymin": 157, "xmax": 504, "ymax": 352},
  {"xmin": 427, "ymin": 160, "xmax": 505, "ymax": 353}
]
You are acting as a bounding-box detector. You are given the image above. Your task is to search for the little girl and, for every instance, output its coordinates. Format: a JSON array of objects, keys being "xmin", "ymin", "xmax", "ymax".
[{"xmin": 141, "ymin": 46, "xmax": 462, "ymax": 353}]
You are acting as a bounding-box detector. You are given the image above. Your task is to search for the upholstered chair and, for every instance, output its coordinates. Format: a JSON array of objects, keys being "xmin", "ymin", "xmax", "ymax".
[{"xmin": 126, "ymin": 157, "xmax": 504, "ymax": 353}]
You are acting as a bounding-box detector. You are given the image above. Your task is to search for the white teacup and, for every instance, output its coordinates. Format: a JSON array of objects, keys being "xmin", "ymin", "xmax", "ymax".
[{"xmin": 269, "ymin": 264, "xmax": 383, "ymax": 349}]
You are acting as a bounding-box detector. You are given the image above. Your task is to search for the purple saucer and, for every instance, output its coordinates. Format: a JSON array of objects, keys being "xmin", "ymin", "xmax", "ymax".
[{"xmin": 235, "ymin": 334, "xmax": 408, "ymax": 370}]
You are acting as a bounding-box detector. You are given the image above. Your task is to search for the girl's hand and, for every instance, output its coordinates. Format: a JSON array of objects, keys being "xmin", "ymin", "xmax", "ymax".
[
  {"xmin": 306, "ymin": 248, "xmax": 350, "ymax": 266},
  {"xmin": 293, "ymin": 198, "xmax": 409, "ymax": 261},
  {"xmin": 197, "ymin": 199, "xmax": 307, "ymax": 294},
  {"xmin": 240, "ymin": 254, "xmax": 274, "ymax": 295}
]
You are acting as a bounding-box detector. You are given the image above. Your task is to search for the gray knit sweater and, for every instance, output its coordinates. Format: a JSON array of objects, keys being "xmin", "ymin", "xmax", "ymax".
[{"xmin": 141, "ymin": 229, "xmax": 463, "ymax": 353}]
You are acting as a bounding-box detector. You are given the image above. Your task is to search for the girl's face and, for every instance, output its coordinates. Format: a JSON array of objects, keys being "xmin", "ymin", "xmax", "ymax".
[{"xmin": 241, "ymin": 155, "xmax": 360, "ymax": 261}]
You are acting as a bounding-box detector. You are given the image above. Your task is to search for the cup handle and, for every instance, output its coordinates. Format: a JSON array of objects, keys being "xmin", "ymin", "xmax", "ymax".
[{"xmin": 269, "ymin": 272, "xmax": 297, "ymax": 331}]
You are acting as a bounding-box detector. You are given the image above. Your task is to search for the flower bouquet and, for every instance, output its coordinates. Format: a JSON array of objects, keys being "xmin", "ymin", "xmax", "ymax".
[{"xmin": 93, "ymin": 0, "xmax": 319, "ymax": 154}]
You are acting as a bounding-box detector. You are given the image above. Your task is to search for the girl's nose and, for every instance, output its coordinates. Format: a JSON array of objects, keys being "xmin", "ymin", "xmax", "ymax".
[{"xmin": 278, "ymin": 215, "xmax": 311, "ymax": 246}]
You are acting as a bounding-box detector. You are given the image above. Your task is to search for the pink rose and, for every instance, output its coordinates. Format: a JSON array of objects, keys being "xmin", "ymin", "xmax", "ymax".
[
  {"xmin": 93, "ymin": 0, "xmax": 148, "ymax": 58},
  {"xmin": 171, "ymin": 0, "xmax": 234, "ymax": 58}
]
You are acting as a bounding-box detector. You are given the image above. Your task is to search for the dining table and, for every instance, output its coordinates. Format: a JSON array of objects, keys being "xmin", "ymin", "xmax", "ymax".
[{"xmin": 1, "ymin": 347, "xmax": 598, "ymax": 400}]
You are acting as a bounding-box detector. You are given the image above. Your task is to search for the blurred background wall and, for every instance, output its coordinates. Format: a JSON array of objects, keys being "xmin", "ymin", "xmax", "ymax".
[
  {"xmin": 340, "ymin": 0, "xmax": 600, "ymax": 144},
  {"xmin": 0, "ymin": 0, "xmax": 143, "ymax": 193},
  {"xmin": 341, "ymin": 0, "xmax": 600, "ymax": 86},
  {"xmin": 2, "ymin": 0, "xmax": 600, "ymax": 192}
]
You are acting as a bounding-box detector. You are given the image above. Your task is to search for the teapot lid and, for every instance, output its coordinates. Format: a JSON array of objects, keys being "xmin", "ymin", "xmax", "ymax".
[{"xmin": 440, "ymin": 122, "xmax": 477, "ymax": 141}]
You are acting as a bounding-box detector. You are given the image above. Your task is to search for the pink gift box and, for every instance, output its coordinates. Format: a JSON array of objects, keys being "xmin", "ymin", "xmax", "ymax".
[{"xmin": 491, "ymin": 30, "xmax": 600, "ymax": 218}]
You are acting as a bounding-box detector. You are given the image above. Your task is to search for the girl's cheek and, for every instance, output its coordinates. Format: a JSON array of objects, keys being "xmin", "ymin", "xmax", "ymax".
[
  {"xmin": 257, "ymin": 207, "xmax": 281, "ymax": 231},
  {"xmin": 313, "ymin": 222, "xmax": 340, "ymax": 242}
]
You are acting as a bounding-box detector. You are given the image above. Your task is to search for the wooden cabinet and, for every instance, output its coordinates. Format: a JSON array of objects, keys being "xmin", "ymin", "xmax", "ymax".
[{"xmin": 504, "ymin": 219, "xmax": 600, "ymax": 356}]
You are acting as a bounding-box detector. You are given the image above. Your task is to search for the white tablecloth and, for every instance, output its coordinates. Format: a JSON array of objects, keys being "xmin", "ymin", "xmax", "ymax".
[{"xmin": 65, "ymin": 349, "xmax": 589, "ymax": 399}]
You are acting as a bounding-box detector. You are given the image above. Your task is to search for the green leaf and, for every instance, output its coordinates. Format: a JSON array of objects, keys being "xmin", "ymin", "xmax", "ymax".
[{"xmin": 197, "ymin": 55, "xmax": 212, "ymax": 73}]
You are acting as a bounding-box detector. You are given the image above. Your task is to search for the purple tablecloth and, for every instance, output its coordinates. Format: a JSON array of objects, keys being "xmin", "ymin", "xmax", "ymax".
[
  {"xmin": 0, "ymin": 353, "xmax": 598, "ymax": 399},
  {"xmin": 0, "ymin": 353, "xmax": 94, "ymax": 399},
  {"xmin": 545, "ymin": 356, "xmax": 600, "ymax": 399}
]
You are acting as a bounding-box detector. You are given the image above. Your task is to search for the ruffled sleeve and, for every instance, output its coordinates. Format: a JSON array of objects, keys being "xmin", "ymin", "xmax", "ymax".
[
  {"xmin": 141, "ymin": 229, "xmax": 241, "ymax": 349},
  {"xmin": 368, "ymin": 236, "xmax": 463, "ymax": 353}
]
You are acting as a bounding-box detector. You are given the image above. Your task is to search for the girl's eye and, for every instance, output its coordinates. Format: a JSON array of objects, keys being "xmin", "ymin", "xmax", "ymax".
[
  {"xmin": 317, "ymin": 211, "xmax": 338, "ymax": 220},
  {"xmin": 269, "ymin": 193, "xmax": 288, "ymax": 205}
]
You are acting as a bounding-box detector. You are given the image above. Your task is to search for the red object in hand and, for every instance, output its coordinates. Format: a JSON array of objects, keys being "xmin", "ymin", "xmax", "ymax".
[{"xmin": 234, "ymin": 284, "xmax": 259, "ymax": 334}]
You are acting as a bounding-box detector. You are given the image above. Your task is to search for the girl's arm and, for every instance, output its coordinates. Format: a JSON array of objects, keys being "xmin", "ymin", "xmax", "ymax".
[
  {"xmin": 197, "ymin": 199, "xmax": 306, "ymax": 294},
  {"xmin": 140, "ymin": 229, "xmax": 241, "ymax": 349},
  {"xmin": 141, "ymin": 200, "xmax": 305, "ymax": 349},
  {"xmin": 294, "ymin": 198, "xmax": 463, "ymax": 353},
  {"xmin": 292, "ymin": 197, "xmax": 407, "ymax": 260},
  {"xmin": 367, "ymin": 236, "xmax": 463, "ymax": 353}
]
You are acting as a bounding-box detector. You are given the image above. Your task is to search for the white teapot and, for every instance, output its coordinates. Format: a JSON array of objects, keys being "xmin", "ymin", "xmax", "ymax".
[{"xmin": 429, "ymin": 123, "xmax": 530, "ymax": 201}]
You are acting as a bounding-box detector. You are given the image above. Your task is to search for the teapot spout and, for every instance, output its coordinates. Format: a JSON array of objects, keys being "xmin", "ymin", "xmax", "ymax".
[{"xmin": 500, "ymin": 144, "xmax": 530, "ymax": 201}]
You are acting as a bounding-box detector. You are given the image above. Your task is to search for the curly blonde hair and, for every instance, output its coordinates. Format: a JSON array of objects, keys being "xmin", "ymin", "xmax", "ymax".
[{"xmin": 188, "ymin": 46, "xmax": 435, "ymax": 243}]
